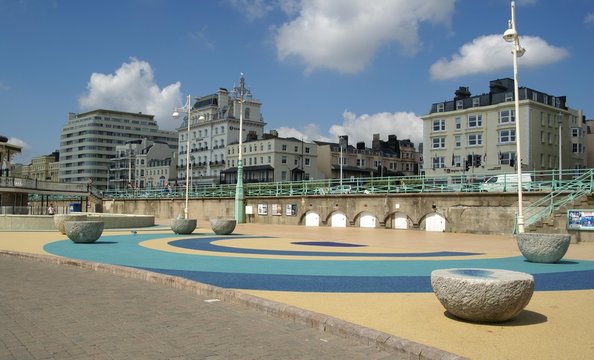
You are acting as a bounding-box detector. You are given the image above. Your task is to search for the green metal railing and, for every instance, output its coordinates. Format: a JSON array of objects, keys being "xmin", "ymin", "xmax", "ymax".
[
  {"xmin": 517, "ymin": 169, "xmax": 594, "ymax": 233},
  {"xmin": 101, "ymin": 169, "xmax": 594, "ymax": 200}
]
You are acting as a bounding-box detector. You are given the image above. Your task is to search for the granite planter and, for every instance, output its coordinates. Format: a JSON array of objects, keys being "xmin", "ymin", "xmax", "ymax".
[
  {"xmin": 171, "ymin": 218, "xmax": 197, "ymax": 235},
  {"xmin": 64, "ymin": 221, "xmax": 104, "ymax": 243},
  {"xmin": 516, "ymin": 233, "xmax": 571, "ymax": 263},
  {"xmin": 54, "ymin": 213, "xmax": 88, "ymax": 234},
  {"xmin": 210, "ymin": 218, "xmax": 237, "ymax": 235},
  {"xmin": 431, "ymin": 268, "xmax": 534, "ymax": 323}
]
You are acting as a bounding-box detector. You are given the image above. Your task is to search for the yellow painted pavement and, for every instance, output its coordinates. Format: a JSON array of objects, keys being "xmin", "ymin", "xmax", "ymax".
[{"xmin": 1, "ymin": 224, "xmax": 593, "ymax": 359}]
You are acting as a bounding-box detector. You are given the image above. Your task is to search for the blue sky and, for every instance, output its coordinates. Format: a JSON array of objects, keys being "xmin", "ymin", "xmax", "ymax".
[{"xmin": 2, "ymin": 0, "xmax": 593, "ymax": 164}]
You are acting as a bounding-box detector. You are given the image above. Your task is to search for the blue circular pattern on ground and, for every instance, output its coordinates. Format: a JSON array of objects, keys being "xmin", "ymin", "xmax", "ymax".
[
  {"xmin": 169, "ymin": 237, "xmax": 483, "ymax": 257},
  {"xmin": 42, "ymin": 233, "xmax": 594, "ymax": 293}
]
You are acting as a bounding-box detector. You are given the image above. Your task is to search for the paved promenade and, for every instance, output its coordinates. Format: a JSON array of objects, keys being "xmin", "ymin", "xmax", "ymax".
[
  {"xmin": 1, "ymin": 223, "xmax": 594, "ymax": 359},
  {"xmin": 0, "ymin": 255, "xmax": 394, "ymax": 360}
]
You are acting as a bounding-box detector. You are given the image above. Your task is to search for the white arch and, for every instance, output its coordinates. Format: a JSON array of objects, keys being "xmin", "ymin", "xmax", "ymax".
[
  {"xmin": 305, "ymin": 212, "xmax": 320, "ymax": 227},
  {"xmin": 330, "ymin": 212, "xmax": 347, "ymax": 228},
  {"xmin": 425, "ymin": 213, "xmax": 446, "ymax": 232}
]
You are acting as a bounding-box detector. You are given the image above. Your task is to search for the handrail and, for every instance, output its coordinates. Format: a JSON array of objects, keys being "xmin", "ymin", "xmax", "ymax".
[{"xmin": 515, "ymin": 169, "xmax": 594, "ymax": 233}]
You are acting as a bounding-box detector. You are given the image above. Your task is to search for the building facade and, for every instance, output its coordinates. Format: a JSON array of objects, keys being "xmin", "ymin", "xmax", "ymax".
[
  {"xmin": 422, "ymin": 78, "xmax": 586, "ymax": 179},
  {"xmin": 223, "ymin": 131, "xmax": 320, "ymax": 183},
  {"xmin": 59, "ymin": 109, "xmax": 177, "ymax": 189},
  {"xmin": 315, "ymin": 134, "xmax": 418, "ymax": 180},
  {"xmin": 176, "ymin": 77, "xmax": 266, "ymax": 186},
  {"xmin": 15, "ymin": 151, "xmax": 60, "ymax": 182},
  {"xmin": 110, "ymin": 139, "xmax": 177, "ymax": 191}
]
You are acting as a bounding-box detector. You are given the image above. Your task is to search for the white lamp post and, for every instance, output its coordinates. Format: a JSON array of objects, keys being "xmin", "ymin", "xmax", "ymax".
[
  {"xmin": 558, "ymin": 112, "xmax": 563, "ymax": 183},
  {"xmin": 503, "ymin": 0, "xmax": 526, "ymax": 233},
  {"xmin": 173, "ymin": 94, "xmax": 204, "ymax": 220},
  {"xmin": 233, "ymin": 73, "xmax": 250, "ymax": 224},
  {"xmin": 339, "ymin": 136, "xmax": 345, "ymax": 187}
]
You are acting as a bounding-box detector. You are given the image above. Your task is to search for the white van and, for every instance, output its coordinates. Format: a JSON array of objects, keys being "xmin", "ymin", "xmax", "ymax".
[{"xmin": 480, "ymin": 173, "xmax": 532, "ymax": 192}]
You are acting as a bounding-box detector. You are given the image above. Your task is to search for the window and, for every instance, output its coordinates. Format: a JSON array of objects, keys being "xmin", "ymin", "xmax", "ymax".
[
  {"xmin": 281, "ymin": 156, "xmax": 287, "ymax": 164},
  {"xmin": 294, "ymin": 146, "xmax": 299, "ymax": 152},
  {"xmin": 467, "ymin": 134, "xmax": 483, "ymax": 146},
  {"xmin": 267, "ymin": 142, "xmax": 271, "ymax": 150},
  {"xmin": 499, "ymin": 151, "xmax": 514, "ymax": 165},
  {"xmin": 456, "ymin": 100, "xmax": 463, "ymax": 110},
  {"xmin": 455, "ymin": 117, "xmax": 461, "ymax": 130},
  {"xmin": 281, "ymin": 171, "xmax": 287, "ymax": 181},
  {"xmin": 547, "ymin": 114, "xmax": 552, "ymax": 127},
  {"xmin": 432, "ymin": 156, "xmax": 445, "ymax": 169},
  {"xmin": 267, "ymin": 156, "xmax": 271, "ymax": 163},
  {"xmin": 245, "ymin": 108, "xmax": 250, "ymax": 119},
  {"xmin": 499, "ymin": 129, "xmax": 516, "ymax": 143},
  {"xmin": 282, "ymin": 144, "xmax": 287, "ymax": 151},
  {"xmin": 433, "ymin": 119, "xmax": 446, "ymax": 132},
  {"xmin": 453, "ymin": 155, "xmax": 461, "ymax": 167},
  {"xmin": 548, "ymin": 132, "xmax": 552, "ymax": 144},
  {"xmin": 305, "ymin": 147, "xmax": 310, "ymax": 154},
  {"xmin": 468, "ymin": 114, "xmax": 482, "ymax": 128},
  {"xmin": 573, "ymin": 143, "xmax": 584, "ymax": 153},
  {"xmin": 498, "ymin": 110, "xmax": 515, "ymax": 124},
  {"xmin": 472, "ymin": 98, "xmax": 480, "ymax": 107},
  {"xmin": 455, "ymin": 135, "xmax": 461, "ymax": 148},
  {"xmin": 505, "ymin": 92, "xmax": 513, "ymax": 102},
  {"xmin": 437, "ymin": 103, "xmax": 444, "ymax": 112},
  {"xmin": 572, "ymin": 128, "xmax": 580, "ymax": 137},
  {"xmin": 432, "ymin": 137, "xmax": 446, "ymax": 149},
  {"xmin": 532, "ymin": 92, "xmax": 538, "ymax": 101},
  {"xmin": 305, "ymin": 158, "xmax": 310, "ymax": 166}
]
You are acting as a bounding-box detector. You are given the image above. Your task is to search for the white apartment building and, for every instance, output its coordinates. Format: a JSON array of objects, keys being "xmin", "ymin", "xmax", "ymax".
[
  {"xmin": 110, "ymin": 139, "xmax": 177, "ymax": 191},
  {"xmin": 422, "ymin": 78, "xmax": 586, "ymax": 179},
  {"xmin": 223, "ymin": 131, "xmax": 320, "ymax": 183},
  {"xmin": 59, "ymin": 109, "xmax": 177, "ymax": 189},
  {"xmin": 176, "ymin": 75, "xmax": 266, "ymax": 186}
]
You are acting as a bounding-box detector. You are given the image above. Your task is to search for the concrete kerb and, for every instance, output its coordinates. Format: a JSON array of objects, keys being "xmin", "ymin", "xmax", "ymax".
[{"xmin": 0, "ymin": 250, "xmax": 466, "ymax": 360}]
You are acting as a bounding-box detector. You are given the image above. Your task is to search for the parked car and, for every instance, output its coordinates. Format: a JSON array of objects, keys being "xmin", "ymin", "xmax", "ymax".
[{"xmin": 480, "ymin": 173, "xmax": 532, "ymax": 192}]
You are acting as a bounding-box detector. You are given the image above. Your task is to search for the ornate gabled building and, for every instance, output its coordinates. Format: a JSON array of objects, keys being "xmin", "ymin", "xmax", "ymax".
[{"xmin": 176, "ymin": 76, "xmax": 266, "ymax": 186}]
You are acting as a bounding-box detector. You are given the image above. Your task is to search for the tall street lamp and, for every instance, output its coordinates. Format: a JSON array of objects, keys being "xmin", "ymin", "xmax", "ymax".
[
  {"xmin": 233, "ymin": 73, "xmax": 251, "ymax": 223},
  {"xmin": 172, "ymin": 94, "xmax": 203, "ymax": 220},
  {"xmin": 558, "ymin": 112, "xmax": 563, "ymax": 183},
  {"xmin": 503, "ymin": 0, "xmax": 526, "ymax": 233},
  {"xmin": 338, "ymin": 136, "xmax": 345, "ymax": 187}
]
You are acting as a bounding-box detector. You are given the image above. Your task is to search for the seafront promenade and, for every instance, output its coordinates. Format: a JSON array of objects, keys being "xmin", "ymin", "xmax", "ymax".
[{"xmin": 1, "ymin": 223, "xmax": 593, "ymax": 359}]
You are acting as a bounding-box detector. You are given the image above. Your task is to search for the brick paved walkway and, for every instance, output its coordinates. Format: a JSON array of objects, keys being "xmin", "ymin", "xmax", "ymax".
[{"xmin": 0, "ymin": 256, "xmax": 395, "ymax": 360}]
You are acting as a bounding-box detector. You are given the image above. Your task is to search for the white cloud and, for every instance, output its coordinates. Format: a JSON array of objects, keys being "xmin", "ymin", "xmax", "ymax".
[
  {"xmin": 7, "ymin": 137, "xmax": 30, "ymax": 163},
  {"xmin": 78, "ymin": 58, "xmax": 182, "ymax": 131},
  {"xmin": 430, "ymin": 34, "xmax": 569, "ymax": 80},
  {"xmin": 276, "ymin": 111, "xmax": 423, "ymax": 148},
  {"xmin": 585, "ymin": 13, "xmax": 594, "ymax": 25},
  {"xmin": 274, "ymin": 0, "xmax": 455, "ymax": 74}
]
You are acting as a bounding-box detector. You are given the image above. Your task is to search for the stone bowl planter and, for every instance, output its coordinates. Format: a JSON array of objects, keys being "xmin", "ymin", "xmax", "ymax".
[
  {"xmin": 515, "ymin": 233, "xmax": 571, "ymax": 263},
  {"xmin": 171, "ymin": 218, "xmax": 197, "ymax": 235},
  {"xmin": 64, "ymin": 221, "xmax": 104, "ymax": 244},
  {"xmin": 431, "ymin": 268, "xmax": 534, "ymax": 323},
  {"xmin": 54, "ymin": 213, "xmax": 88, "ymax": 234},
  {"xmin": 210, "ymin": 218, "xmax": 237, "ymax": 235}
]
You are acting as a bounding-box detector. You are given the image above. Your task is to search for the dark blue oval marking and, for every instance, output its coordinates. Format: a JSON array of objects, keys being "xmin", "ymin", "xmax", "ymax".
[
  {"xmin": 169, "ymin": 237, "xmax": 482, "ymax": 257},
  {"xmin": 291, "ymin": 241, "xmax": 367, "ymax": 247}
]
